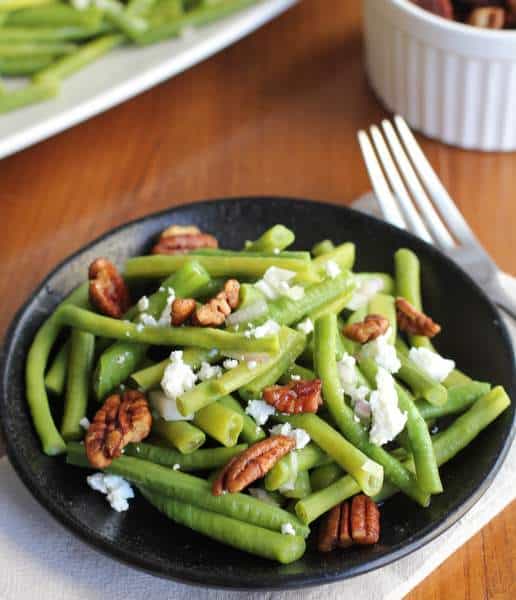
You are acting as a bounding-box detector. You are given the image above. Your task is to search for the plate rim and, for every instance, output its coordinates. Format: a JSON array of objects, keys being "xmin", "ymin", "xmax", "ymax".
[{"xmin": 1, "ymin": 195, "xmax": 514, "ymax": 590}]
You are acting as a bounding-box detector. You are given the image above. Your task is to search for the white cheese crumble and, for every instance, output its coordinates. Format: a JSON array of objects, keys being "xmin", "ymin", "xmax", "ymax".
[
  {"xmin": 150, "ymin": 390, "xmax": 194, "ymax": 421},
  {"xmin": 245, "ymin": 400, "xmax": 276, "ymax": 426},
  {"xmin": 255, "ymin": 266, "xmax": 304, "ymax": 301},
  {"xmin": 281, "ymin": 523, "xmax": 296, "ymax": 536},
  {"xmin": 369, "ymin": 368, "xmax": 407, "ymax": 446},
  {"xmin": 137, "ymin": 296, "xmax": 149, "ymax": 312},
  {"xmin": 337, "ymin": 353, "xmax": 357, "ymax": 394},
  {"xmin": 71, "ymin": 0, "xmax": 91, "ymax": 9},
  {"xmin": 247, "ymin": 360, "xmax": 257, "ymax": 370},
  {"xmin": 248, "ymin": 488, "xmax": 279, "ymax": 506},
  {"xmin": 291, "ymin": 374, "xmax": 301, "ymax": 381},
  {"xmin": 161, "ymin": 350, "xmax": 197, "ymax": 399},
  {"xmin": 197, "ymin": 362, "xmax": 222, "ymax": 381},
  {"xmin": 79, "ymin": 417, "xmax": 90, "ymax": 430},
  {"xmin": 360, "ymin": 327, "xmax": 401, "ymax": 374},
  {"xmin": 324, "ymin": 260, "xmax": 341, "ymax": 279},
  {"xmin": 223, "ymin": 358, "xmax": 239, "ymax": 369},
  {"xmin": 269, "ymin": 422, "xmax": 310, "ymax": 449},
  {"xmin": 408, "ymin": 347, "xmax": 455, "ymax": 383},
  {"xmin": 296, "ymin": 318, "xmax": 314, "ymax": 335},
  {"xmin": 173, "ymin": 464, "xmax": 181, "ymax": 471},
  {"xmin": 249, "ymin": 319, "xmax": 281, "ymax": 339},
  {"xmin": 139, "ymin": 288, "xmax": 176, "ymax": 328},
  {"xmin": 87, "ymin": 473, "xmax": 134, "ymax": 512},
  {"xmin": 347, "ymin": 277, "xmax": 385, "ymax": 311}
]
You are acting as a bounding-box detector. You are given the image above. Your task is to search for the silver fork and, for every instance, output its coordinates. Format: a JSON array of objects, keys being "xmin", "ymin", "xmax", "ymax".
[{"xmin": 357, "ymin": 115, "xmax": 516, "ymax": 320}]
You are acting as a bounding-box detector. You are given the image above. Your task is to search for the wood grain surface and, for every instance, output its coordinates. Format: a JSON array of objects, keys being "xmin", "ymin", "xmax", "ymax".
[{"xmin": 1, "ymin": 1, "xmax": 514, "ymax": 598}]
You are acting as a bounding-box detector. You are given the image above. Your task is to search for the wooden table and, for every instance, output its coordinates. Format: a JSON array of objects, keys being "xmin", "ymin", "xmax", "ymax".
[{"xmin": 1, "ymin": 1, "xmax": 514, "ymax": 597}]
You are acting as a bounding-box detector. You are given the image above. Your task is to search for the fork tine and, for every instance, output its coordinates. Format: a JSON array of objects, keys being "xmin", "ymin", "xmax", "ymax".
[
  {"xmin": 394, "ymin": 115, "xmax": 478, "ymax": 247},
  {"xmin": 381, "ymin": 120, "xmax": 455, "ymax": 250},
  {"xmin": 357, "ymin": 130, "xmax": 406, "ymax": 230},
  {"xmin": 369, "ymin": 125, "xmax": 433, "ymax": 245}
]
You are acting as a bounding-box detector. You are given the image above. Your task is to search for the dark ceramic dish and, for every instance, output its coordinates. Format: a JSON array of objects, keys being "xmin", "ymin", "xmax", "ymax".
[{"xmin": 1, "ymin": 197, "xmax": 514, "ymax": 590}]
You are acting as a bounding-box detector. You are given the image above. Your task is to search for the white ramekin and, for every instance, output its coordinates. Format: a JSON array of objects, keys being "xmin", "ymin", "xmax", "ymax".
[{"xmin": 363, "ymin": 0, "xmax": 516, "ymax": 151}]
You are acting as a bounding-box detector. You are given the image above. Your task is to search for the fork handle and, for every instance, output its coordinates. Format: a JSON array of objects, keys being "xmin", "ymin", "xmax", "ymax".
[{"xmin": 490, "ymin": 272, "xmax": 516, "ymax": 321}]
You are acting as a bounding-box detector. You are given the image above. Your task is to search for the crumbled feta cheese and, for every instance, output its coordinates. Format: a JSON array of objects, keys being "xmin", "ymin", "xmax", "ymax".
[
  {"xmin": 337, "ymin": 353, "xmax": 357, "ymax": 393},
  {"xmin": 173, "ymin": 464, "xmax": 181, "ymax": 471},
  {"xmin": 347, "ymin": 277, "xmax": 385, "ymax": 311},
  {"xmin": 87, "ymin": 473, "xmax": 134, "ymax": 512},
  {"xmin": 408, "ymin": 347, "xmax": 455, "ymax": 383},
  {"xmin": 197, "ymin": 362, "xmax": 222, "ymax": 381},
  {"xmin": 324, "ymin": 260, "xmax": 341, "ymax": 279},
  {"xmin": 161, "ymin": 350, "xmax": 197, "ymax": 400},
  {"xmin": 248, "ymin": 488, "xmax": 279, "ymax": 506},
  {"xmin": 79, "ymin": 417, "xmax": 90, "ymax": 430},
  {"xmin": 71, "ymin": 0, "xmax": 91, "ymax": 9},
  {"xmin": 138, "ymin": 288, "xmax": 176, "ymax": 328},
  {"xmin": 251, "ymin": 319, "xmax": 280, "ymax": 339},
  {"xmin": 269, "ymin": 422, "xmax": 310, "ymax": 449},
  {"xmin": 291, "ymin": 374, "xmax": 301, "ymax": 381},
  {"xmin": 136, "ymin": 323, "xmax": 144, "ymax": 332},
  {"xmin": 137, "ymin": 296, "xmax": 149, "ymax": 312},
  {"xmin": 245, "ymin": 400, "xmax": 276, "ymax": 426},
  {"xmin": 360, "ymin": 328, "xmax": 401, "ymax": 373},
  {"xmin": 255, "ymin": 267, "xmax": 304, "ymax": 301},
  {"xmin": 247, "ymin": 360, "xmax": 257, "ymax": 370},
  {"xmin": 223, "ymin": 358, "xmax": 239, "ymax": 370},
  {"xmin": 349, "ymin": 385, "xmax": 370, "ymax": 406},
  {"xmin": 281, "ymin": 523, "xmax": 296, "ymax": 536},
  {"xmin": 114, "ymin": 354, "xmax": 126, "ymax": 364},
  {"xmin": 296, "ymin": 318, "xmax": 314, "ymax": 335},
  {"xmin": 369, "ymin": 368, "xmax": 407, "ymax": 446},
  {"xmin": 150, "ymin": 390, "xmax": 194, "ymax": 421},
  {"xmin": 273, "ymin": 248, "xmax": 280, "ymax": 255}
]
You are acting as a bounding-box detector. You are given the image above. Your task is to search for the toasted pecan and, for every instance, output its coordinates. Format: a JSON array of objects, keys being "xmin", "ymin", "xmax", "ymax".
[
  {"xmin": 88, "ymin": 258, "xmax": 130, "ymax": 318},
  {"xmin": 317, "ymin": 495, "xmax": 380, "ymax": 553},
  {"xmin": 193, "ymin": 279, "xmax": 240, "ymax": 327},
  {"xmin": 212, "ymin": 435, "xmax": 295, "ymax": 495},
  {"xmin": 85, "ymin": 390, "xmax": 152, "ymax": 469},
  {"xmin": 171, "ymin": 298, "xmax": 197, "ymax": 326},
  {"xmin": 151, "ymin": 224, "xmax": 218, "ymax": 255},
  {"xmin": 263, "ymin": 379, "xmax": 323, "ymax": 414},
  {"xmin": 395, "ymin": 297, "xmax": 441, "ymax": 338},
  {"xmin": 343, "ymin": 314, "xmax": 389, "ymax": 344}
]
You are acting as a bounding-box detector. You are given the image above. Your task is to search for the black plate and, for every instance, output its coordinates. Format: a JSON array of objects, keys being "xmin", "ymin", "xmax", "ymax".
[{"xmin": 1, "ymin": 197, "xmax": 514, "ymax": 590}]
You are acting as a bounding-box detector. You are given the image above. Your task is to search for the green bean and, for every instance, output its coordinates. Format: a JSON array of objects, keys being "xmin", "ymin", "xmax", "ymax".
[
  {"xmin": 66, "ymin": 443, "xmax": 310, "ymax": 538},
  {"xmin": 194, "ymin": 277, "xmax": 227, "ymax": 301},
  {"xmin": 396, "ymin": 351, "xmax": 448, "ymax": 406},
  {"xmin": 280, "ymin": 470, "xmax": 312, "ymax": 500},
  {"xmin": 416, "ymin": 382, "xmax": 491, "ymax": 421},
  {"xmin": 245, "ymin": 225, "xmax": 295, "ymax": 253},
  {"xmin": 193, "ymin": 401, "xmax": 243, "ymax": 447},
  {"xmin": 313, "ymin": 314, "xmax": 428, "ymax": 505},
  {"xmin": 354, "ymin": 272, "xmax": 395, "ymax": 296},
  {"xmin": 124, "ymin": 251, "xmax": 316, "ymax": 282},
  {"xmin": 56, "ymin": 305, "xmax": 279, "ymax": 355},
  {"xmin": 278, "ymin": 363, "xmax": 316, "ymax": 384},
  {"xmin": 44, "ymin": 338, "xmax": 69, "ymax": 395},
  {"xmin": 125, "ymin": 441, "xmax": 247, "ymax": 471},
  {"xmin": 361, "ymin": 358, "xmax": 442, "ymax": 494},
  {"xmin": 6, "ymin": 5, "xmax": 103, "ymax": 27},
  {"xmin": 276, "ymin": 413, "xmax": 384, "ymax": 497},
  {"xmin": 98, "ymin": 0, "xmax": 148, "ymax": 40},
  {"xmin": 308, "ymin": 286, "xmax": 356, "ymax": 321},
  {"xmin": 0, "ymin": 41, "xmax": 77, "ymax": 56},
  {"xmin": 61, "ymin": 329, "xmax": 95, "ymax": 441},
  {"xmin": 374, "ymin": 386, "xmax": 511, "ymax": 502},
  {"xmin": 140, "ymin": 489, "xmax": 306, "ymax": 564},
  {"xmin": 367, "ymin": 293, "xmax": 397, "ymax": 343},
  {"xmin": 309, "ymin": 463, "xmax": 343, "ymax": 492},
  {"xmin": 35, "ymin": 34, "xmax": 124, "ymax": 82},
  {"xmin": 265, "ymin": 443, "xmax": 331, "ymax": 492},
  {"xmin": 312, "ymin": 242, "xmax": 355, "ymax": 273},
  {"xmin": 218, "ymin": 395, "xmax": 265, "ymax": 444},
  {"xmin": 0, "ymin": 0, "xmax": 55, "ymax": 12},
  {"xmin": 0, "ymin": 26, "xmax": 107, "ymax": 42},
  {"xmin": 295, "ymin": 474, "xmax": 361, "ymax": 524},
  {"xmin": 127, "ymin": 0, "xmax": 159, "ymax": 17},
  {"xmin": 311, "ymin": 239, "xmax": 335, "ymax": 257},
  {"xmin": 94, "ymin": 260, "xmax": 210, "ymax": 399},
  {"xmin": 239, "ymin": 328, "xmax": 306, "ymax": 400},
  {"xmin": 0, "ymin": 54, "xmax": 55, "ymax": 75},
  {"xmin": 0, "ymin": 77, "xmax": 58, "ymax": 113},
  {"xmin": 152, "ymin": 419, "xmax": 206, "ymax": 454},
  {"xmin": 25, "ymin": 283, "xmax": 89, "ymax": 455},
  {"xmin": 129, "ymin": 347, "xmax": 221, "ymax": 391},
  {"xmin": 135, "ymin": 0, "xmax": 258, "ymax": 45},
  {"xmin": 225, "ymin": 283, "xmax": 268, "ymax": 330}
]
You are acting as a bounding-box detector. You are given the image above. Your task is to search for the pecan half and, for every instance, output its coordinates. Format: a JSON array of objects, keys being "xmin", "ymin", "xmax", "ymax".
[
  {"xmin": 317, "ymin": 495, "xmax": 380, "ymax": 553},
  {"xmin": 467, "ymin": 6, "xmax": 505, "ymax": 27},
  {"xmin": 413, "ymin": 0, "xmax": 454, "ymax": 19},
  {"xmin": 343, "ymin": 314, "xmax": 389, "ymax": 344},
  {"xmin": 263, "ymin": 379, "xmax": 323, "ymax": 414},
  {"xmin": 212, "ymin": 435, "xmax": 295, "ymax": 496},
  {"xmin": 151, "ymin": 224, "xmax": 218, "ymax": 255},
  {"xmin": 85, "ymin": 390, "xmax": 152, "ymax": 469},
  {"xmin": 193, "ymin": 279, "xmax": 240, "ymax": 327},
  {"xmin": 89, "ymin": 258, "xmax": 131, "ymax": 318},
  {"xmin": 395, "ymin": 297, "xmax": 441, "ymax": 338},
  {"xmin": 171, "ymin": 298, "xmax": 197, "ymax": 326}
]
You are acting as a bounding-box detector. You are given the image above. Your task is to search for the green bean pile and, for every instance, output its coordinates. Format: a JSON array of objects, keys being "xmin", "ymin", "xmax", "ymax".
[
  {"xmin": 25, "ymin": 223, "xmax": 511, "ymax": 564},
  {"xmin": 0, "ymin": 0, "xmax": 259, "ymax": 114}
]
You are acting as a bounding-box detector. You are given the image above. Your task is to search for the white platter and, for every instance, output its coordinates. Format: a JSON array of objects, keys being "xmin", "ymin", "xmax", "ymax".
[{"xmin": 0, "ymin": 0, "xmax": 297, "ymax": 160}]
